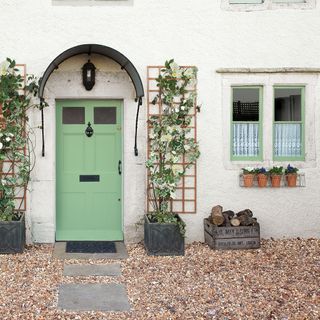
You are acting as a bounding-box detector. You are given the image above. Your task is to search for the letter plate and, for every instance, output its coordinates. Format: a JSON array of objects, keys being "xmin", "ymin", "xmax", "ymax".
[{"xmin": 79, "ymin": 175, "xmax": 100, "ymax": 182}]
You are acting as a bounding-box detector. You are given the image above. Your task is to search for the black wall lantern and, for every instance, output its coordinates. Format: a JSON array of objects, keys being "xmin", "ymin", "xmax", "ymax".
[{"xmin": 82, "ymin": 60, "xmax": 96, "ymax": 90}]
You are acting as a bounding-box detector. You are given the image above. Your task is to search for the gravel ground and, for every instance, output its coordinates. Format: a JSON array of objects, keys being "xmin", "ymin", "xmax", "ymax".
[{"xmin": 0, "ymin": 239, "xmax": 319, "ymax": 320}]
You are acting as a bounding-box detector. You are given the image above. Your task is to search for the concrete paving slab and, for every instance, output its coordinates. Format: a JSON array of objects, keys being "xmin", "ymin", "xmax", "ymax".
[
  {"xmin": 63, "ymin": 263, "xmax": 121, "ymax": 277},
  {"xmin": 58, "ymin": 283, "xmax": 130, "ymax": 311},
  {"xmin": 53, "ymin": 242, "xmax": 128, "ymax": 260}
]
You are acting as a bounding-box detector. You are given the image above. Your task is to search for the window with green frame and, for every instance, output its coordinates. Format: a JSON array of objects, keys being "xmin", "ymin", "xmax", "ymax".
[
  {"xmin": 273, "ymin": 86, "xmax": 305, "ymax": 161},
  {"xmin": 231, "ymin": 87, "xmax": 263, "ymax": 160}
]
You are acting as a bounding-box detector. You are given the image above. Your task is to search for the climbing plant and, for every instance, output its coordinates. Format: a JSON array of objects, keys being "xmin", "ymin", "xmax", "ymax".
[
  {"xmin": 0, "ymin": 58, "xmax": 42, "ymax": 221},
  {"xmin": 146, "ymin": 59, "xmax": 200, "ymax": 234}
]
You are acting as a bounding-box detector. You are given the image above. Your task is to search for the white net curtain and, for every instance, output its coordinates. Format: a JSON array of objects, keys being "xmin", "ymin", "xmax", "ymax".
[
  {"xmin": 274, "ymin": 123, "xmax": 301, "ymax": 157},
  {"xmin": 233, "ymin": 123, "xmax": 259, "ymax": 157}
]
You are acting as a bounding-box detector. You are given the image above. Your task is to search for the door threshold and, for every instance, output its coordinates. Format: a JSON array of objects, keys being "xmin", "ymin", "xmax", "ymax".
[{"xmin": 52, "ymin": 241, "xmax": 128, "ymax": 260}]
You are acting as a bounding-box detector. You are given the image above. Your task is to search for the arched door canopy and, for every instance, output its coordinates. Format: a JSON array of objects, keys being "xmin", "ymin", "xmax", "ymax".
[
  {"xmin": 38, "ymin": 44, "xmax": 144, "ymax": 100},
  {"xmin": 38, "ymin": 44, "xmax": 144, "ymax": 157}
]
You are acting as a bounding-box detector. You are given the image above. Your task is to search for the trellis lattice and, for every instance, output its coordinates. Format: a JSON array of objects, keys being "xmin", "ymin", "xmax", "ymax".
[
  {"xmin": 147, "ymin": 66, "xmax": 198, "ymax": 214},
  {"xmin": 0, "ymin": 64, "xmax": 27, "ymax": 212}
]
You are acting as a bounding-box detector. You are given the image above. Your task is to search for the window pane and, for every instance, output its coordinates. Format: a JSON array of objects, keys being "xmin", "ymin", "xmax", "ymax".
[
  {"xmin": 275, "ymin": 88, "xmax": 301, "ymax": 121},
  {"xmin": 94, "ymin": 107, "xmax": 117, "ymax": 124},
  {"xmin": 274, "ymin": 123, "xmax": 301, "ymax": 157},
  {"xmin": 273, "ymin": 0, "xmax": 305, "ymax": 3},
  {"xmin": 233, "ymin": 88, "xmax": 259, "ymax": 121},
  {"xmin": 233, "ymin": 123, "xmax": 259, "ymax": 157},
  {"xmin": 63, "ymin": 107, "xmax": 85, "ymax": 124},
  {"xmin": 230, "ymin": 0, "xmax": 263, "ymax": 3}
]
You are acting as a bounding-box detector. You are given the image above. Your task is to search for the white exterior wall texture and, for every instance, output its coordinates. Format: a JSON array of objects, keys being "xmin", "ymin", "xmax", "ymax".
[{"xmin": 0, "ymin": 0, "xmax": 320, "ymax": 243}]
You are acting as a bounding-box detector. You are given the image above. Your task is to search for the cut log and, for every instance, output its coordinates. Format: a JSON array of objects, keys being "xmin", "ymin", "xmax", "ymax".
[
  {"xmin": 230, "ymin": 217, "xmax": 240, "ymax": 227},
  {"xmin": 238, "ymin": 215, "xmax": 258, "ymax": 226},
  {"xmin": 238, "ymin": 215, "xmax": 251, "ymax": 226},
  {"xmin": 237, "ymin": 209, "xmax": 253, "ymax": 217},
  {"xmin": 222, "ymin": 213, "xmax": 231, "ymax": 227},
  {"xmin": 222, "ymin": 210, "xmax": 235, "ymax": 219},
  {"xmin": 211, "ymin": 205, "xmax": 224, "ymax": 226}
]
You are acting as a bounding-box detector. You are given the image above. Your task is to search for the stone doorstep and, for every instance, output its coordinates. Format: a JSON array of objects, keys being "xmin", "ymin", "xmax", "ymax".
[
  {"xmin": 63, "ymin": 263, "xmax": 121, "ymax": 277},
  {"xmin": 53, "ymin": 241, "xmax": 128, "ymax": 260},
  {"xmin": 58, "ymin": 283, "xmax": 130, "ymax": 312}
]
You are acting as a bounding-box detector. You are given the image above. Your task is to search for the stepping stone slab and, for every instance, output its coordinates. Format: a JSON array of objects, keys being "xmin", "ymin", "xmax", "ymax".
[
  {"xmin": 63, "ymin": 264, "xmax": 121, "ymax": 277},
  {"xmin": 58, "ymin": 283, "xmax": 130, "ymax": 311}
]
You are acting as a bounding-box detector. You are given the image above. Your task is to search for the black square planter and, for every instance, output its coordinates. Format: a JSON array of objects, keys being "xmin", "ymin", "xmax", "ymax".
[
  {"xmin": 144, "ymin": 214, "xmax": 185, "ymax": 256},
  {"xmin": 0, "ymin": 213, "xmax": 25, "ymax": 254}
]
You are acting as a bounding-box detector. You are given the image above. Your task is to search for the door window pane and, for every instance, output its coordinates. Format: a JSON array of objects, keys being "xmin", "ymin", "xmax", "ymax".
[
  {"xmin": 63, "ymin": 107, "xmax": 85, "ymax": 124},
  {"xmin": 275, "ymin": 88, "xmax": 301, "ymax": 121},
  {"xmin": 94, "ymin": 107, "xmax": 117, "ymax": 124}
]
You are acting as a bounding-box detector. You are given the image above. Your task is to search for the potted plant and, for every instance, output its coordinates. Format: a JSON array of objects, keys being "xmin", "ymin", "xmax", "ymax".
[
  {"xmin": 0, "ymin": 58, "xmax": 42, "ymax": 253},
  {"xmin": 285, "ymin": 164, "xmax": 299, "ymax": 187},
  {"xmin": 242, "ymin": 167, "xmax": 255, "ymax": 187},
  {"xmin": 145, "ymin": 59, "xmax": 200, "ymax": 256},
  {"xmin": 256, "ymin": 167, "xmax": 268, "ymax": 188},
  {"xmin": 269, "ymin": 166, "xmax": 283, "ymax": 188}
]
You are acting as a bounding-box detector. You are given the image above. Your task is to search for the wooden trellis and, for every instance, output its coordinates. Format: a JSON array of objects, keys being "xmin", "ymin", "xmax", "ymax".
[
  {"xmin": 147, "ymin": 66, "xmax": 198, "ymax": 214},
  {"xmin": 0, "ymin": 64, "xmax": 27, "ymax": 212}
]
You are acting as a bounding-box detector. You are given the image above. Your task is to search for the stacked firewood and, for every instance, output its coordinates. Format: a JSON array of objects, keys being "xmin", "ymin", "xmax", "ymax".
[{"xmin": 210, "ymin": 205, "xmax": 258, "ymax": 227}]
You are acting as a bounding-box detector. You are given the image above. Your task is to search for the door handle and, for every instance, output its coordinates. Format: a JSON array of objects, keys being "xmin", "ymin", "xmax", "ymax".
[{"xmin": 118, "ymin": 160, "xmax": 122, "ymax": 175}]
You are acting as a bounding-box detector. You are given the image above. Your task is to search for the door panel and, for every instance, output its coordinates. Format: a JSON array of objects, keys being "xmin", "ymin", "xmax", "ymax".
[{"xmin": 56, "ymin": 100, "xmax": 122, "ymax": 241}]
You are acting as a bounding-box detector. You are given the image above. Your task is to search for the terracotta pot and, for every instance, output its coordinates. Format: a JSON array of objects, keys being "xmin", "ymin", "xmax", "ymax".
[
  {"xmin": 243, "ymin": 174, "xmax": 254, "ymax": 187},
  {"xmin": 271, "ymin": 175, "xmax": 282, "ymax": 188},
  {"xmin": 257, "ymin": 174, "xmax": 268, "ymax": 187},
  {"xmin": 286, "ymin": 174, "xmax": 297, "ymax": 187}
]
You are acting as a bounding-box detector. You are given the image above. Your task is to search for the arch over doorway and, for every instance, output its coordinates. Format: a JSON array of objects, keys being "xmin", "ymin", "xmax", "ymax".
[
  {"xmin": 39, "ymin": 44, "xmax": 144, "ymax": 100},
  {"xmin": 38, "ymin": 44, "xmax": 144, "ymax": 156}
]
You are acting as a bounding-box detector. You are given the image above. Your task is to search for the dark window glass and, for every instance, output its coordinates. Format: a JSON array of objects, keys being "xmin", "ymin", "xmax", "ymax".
[
  {"xmin": 94, "ymin": 107, "xmax": 117, "ymax": 124},
  {"xmin": 62, "ymin": 107, "xmax": 85, "ymax": 124},
  {"xmin": 233, "ymin": 88, "xmax": 259, "ymax": 121},
  {"xmin": 274, "ymin": 88, "xmax": 301, "ymax": 121}
]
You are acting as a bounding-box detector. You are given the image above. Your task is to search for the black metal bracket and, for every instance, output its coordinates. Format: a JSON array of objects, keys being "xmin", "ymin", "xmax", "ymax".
[
  {"xmin": 40, "ymin": 98, "xmax": 45, "ymax": 157},
  {"xmin": 134, "ymin": 97, "xmax": 143, "ymax": 156}
]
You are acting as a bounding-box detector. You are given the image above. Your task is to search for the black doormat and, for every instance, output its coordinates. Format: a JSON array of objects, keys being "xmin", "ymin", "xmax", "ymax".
[{"xmin": 66, "ymin": 241, "xmax": 116, "ymax": 253}]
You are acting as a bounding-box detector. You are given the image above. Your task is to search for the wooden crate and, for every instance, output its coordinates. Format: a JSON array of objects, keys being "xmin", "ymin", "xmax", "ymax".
[{"xmin": 204, "ymin": 218, "xmax": 260, "ymax": 250}]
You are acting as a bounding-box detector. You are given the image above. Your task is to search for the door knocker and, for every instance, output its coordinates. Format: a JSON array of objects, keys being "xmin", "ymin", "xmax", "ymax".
[{"xmin": 85, "ymin": 122, "xmax": 94, "ymax": 137}]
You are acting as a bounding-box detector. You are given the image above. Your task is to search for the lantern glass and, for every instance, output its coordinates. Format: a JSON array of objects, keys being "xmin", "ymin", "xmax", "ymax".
[{"xmin": 82, "ymin": 60, "xmax": 96, "ymax": 91}]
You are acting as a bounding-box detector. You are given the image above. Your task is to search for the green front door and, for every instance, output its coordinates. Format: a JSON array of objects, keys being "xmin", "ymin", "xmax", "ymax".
[{"xmin": 56, "ymin": 100, "xmax": 122, "ymax": 241}]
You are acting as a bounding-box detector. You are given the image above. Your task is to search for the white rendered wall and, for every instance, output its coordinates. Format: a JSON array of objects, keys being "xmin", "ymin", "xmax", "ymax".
[{"xmin": 0, "ymin": 0, "xmax": 319, "ymax": 242}]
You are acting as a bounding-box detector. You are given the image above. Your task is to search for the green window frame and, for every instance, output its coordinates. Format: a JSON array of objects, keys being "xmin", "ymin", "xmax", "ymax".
[
  {"xmin": 231, "ymin": 86, "xmax": 263, "ymax": 161},
  {"xmin": 273, "ymin": 86, "xmax": 305, "ymax": 161}
]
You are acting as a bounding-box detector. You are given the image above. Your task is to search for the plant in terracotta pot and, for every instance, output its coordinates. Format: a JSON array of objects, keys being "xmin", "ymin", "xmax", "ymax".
[
  {"xmin": 256, "ymin": 167, "xmax": 268, "ymax": 188},
  {"xmin": 269, "ymin": 166, "xmax": 283, "ymax": 188},
  {"xmin": 145, "ymin": 59, "xmax": 200, "ymax": 256},
  {"xmin": 285, "ymin": 164, "xmax": 299, "ymax": 187},
  {"xmin": 241, "ymin": 167, "xmax": 255, "ymax": 187},
  {"xmin": 0, "ymin": 58, "xmax": 42, "ymax": 253}
]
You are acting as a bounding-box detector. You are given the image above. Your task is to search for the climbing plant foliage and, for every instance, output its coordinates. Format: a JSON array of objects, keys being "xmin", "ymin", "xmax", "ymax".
[{"xmin": 146, "ymin": 59, "xmax": 200, "ymax": 234}]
